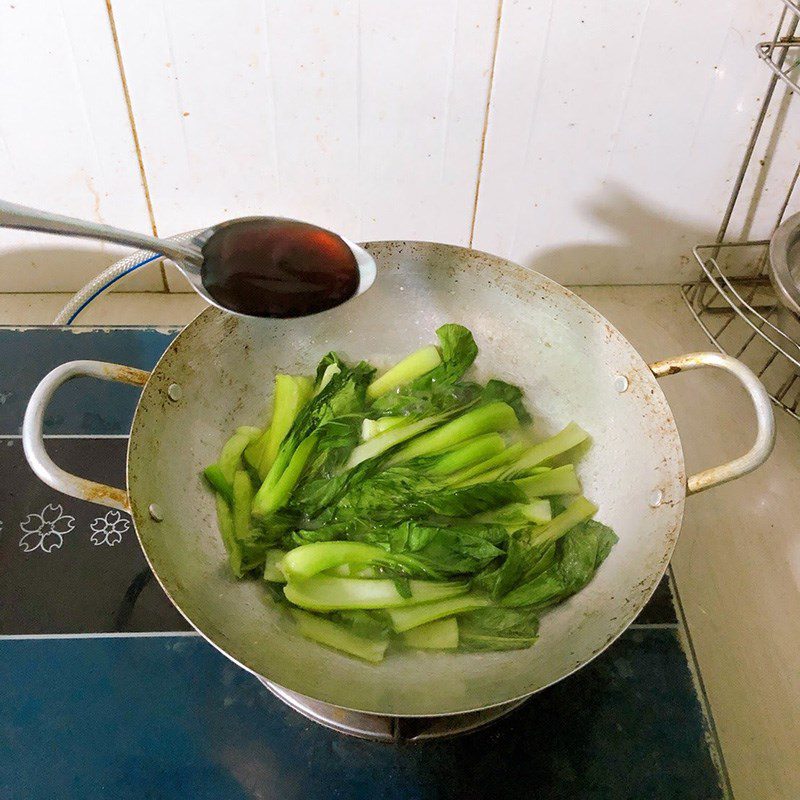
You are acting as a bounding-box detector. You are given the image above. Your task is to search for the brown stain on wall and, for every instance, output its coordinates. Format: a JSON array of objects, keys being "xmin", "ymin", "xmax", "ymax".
[{"xmin": 104, "ymin": 0, "xmax": 169, "ymax": 293}]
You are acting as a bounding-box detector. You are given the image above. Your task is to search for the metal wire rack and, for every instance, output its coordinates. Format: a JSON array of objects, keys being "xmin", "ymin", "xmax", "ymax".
[{"xmin": 682, "ymin": 2, "xmax": 800, "ymax": 420}]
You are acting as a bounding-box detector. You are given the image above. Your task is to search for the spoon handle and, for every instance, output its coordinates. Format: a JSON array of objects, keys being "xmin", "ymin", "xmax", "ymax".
[{"xmin": 0, "ymin": 199, "xmax": 202, "ymax": 265}]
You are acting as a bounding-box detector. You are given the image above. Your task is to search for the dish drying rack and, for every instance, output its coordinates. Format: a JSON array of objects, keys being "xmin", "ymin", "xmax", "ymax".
[{"xmin": 683, "ymin": 1, "xmax": 800, "ymax": 419}]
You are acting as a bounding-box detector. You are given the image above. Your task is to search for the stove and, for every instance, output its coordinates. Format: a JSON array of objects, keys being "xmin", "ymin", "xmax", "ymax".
[
  {"xmin": 260, "ymin": 678, "xmax": 527, "ymax": 741},
  {"xmin": 0, "ymin": 326, "xmax": 731, "ymax": 799}
]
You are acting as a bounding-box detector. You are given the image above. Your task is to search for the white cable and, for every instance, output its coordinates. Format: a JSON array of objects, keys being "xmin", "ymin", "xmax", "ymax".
[{"xmin": 52, "ymin": 230, "xmax": 200, "ymax": 325}]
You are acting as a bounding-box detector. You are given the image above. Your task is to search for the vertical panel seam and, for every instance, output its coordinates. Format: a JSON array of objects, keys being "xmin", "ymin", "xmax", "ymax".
[
  {"xmin": 469, "ymin": 0, "xmax": 503, "ymax": 248},
  {"xmin": 104, "ymin": 0, "xmax": 169, "ymax": 293}
]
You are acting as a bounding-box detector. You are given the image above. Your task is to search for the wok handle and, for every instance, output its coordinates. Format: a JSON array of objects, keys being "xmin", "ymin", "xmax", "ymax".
[
  {"xmin": 22, "ymin": 360, "xmax": 149, "ymax": 511},
  {"xmin": 649, "ymin": 351, "xmax": 775, "ymax": 495}
]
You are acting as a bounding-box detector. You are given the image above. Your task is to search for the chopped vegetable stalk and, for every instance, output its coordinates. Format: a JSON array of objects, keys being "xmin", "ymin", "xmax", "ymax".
[
  {"xmin": 237, "ymin": 426, "xmax": 262, "ymax": 437},
  {"xmin": 528, "ymin": 495, "xmax": 598, "ymax": 549},
  {"xmin": 214, "ymin": 427, "xmax": 262, "ymax": 483},
  {"xmin": 284, "ymin": 575, "xmax": 468, "ymax": 611},
  {"xmin": 243, "ymin": 428, "xmax": 269, "ymax": 473},
  {"xmin": 283, "ymin": 541, "xmax": 437, "ymax": 580},
  {"xmin": 203, "ymin": 464, "xmax": 233, "ymax": 505},
  {"xmin": 263, "ymin": 549, "xmax": 287, "ymax": 582},
  {"xmin": 367, "ymin": 345, "xmax": 443, "ymax": 399},
  {"xmin": 387, "ymin": 595, "xmax": 491, "ymax": 632},
  {"xmin": 253, "ymin": 434, "xmax": 318, "ymax": 517},
  {"xmin": 215, "ymin": 492, "xmax": 243, "ymax": 577},
  {"xmin": 291, "ymin": 610, "xmax": 388, "ymax": 663},
  {"xmin": 426, "ymin": 433, "xmax": 506, "ymax": 477},
  {"xmin": 252, "ymin": 375, "xmax": 314, "ymax": 479},
  {"xmin": 346, "ymin": 415, "xmax": 442, "ymax": 469},
  {"xmin": 281, "ymin": 541, "xmax": 389, "ymax": 579},
  {"xmin": 215, "ymin": 492, "xmax": 263, "ymax": 578},
  {"xmin": 329, "ymin": 564, "xmax": 378, "ymax": 578},
  {"xmin": 395, "ymin": 402, "xmax": 518, "ymax": 462},
  {"xmin": 232, "ymin": 470, "xmax": 255, "ymax": 541},
  {"xmin": 515, "ymin": 464, "xmax": 581, "ymax": 497},
  {"xmin": 500, "ymin": 422, "xmax": 589, "ymax": 478},
  {"xmin": 444, "ymin": 441, "xmax": 528, "ymax": 486},
  {"xmin": 475, "ymin": 499, "xmax": 552, "ymax": 527},
  {"xmin": 402, "ymin": 617, "xmax": 459, "ymax": 649},
  {"xmin": 361, "ymin": 416, "xmax": 408, "ymax": 441}
]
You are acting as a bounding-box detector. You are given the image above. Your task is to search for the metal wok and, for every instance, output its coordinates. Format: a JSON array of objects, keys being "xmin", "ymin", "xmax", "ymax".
[{"xmin": 23, "ymin": 241, "xmax": 775, "ymax": 717}]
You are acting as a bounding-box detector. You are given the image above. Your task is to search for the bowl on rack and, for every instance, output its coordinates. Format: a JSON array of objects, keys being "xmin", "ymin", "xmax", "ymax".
[{"xmin": 768, "ymin": 211, "xmax": 800, "ymax": 371}]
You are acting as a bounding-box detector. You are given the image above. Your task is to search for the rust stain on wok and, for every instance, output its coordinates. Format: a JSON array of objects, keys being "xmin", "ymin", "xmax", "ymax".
[
  {"xmin": 104, "ymin": 364, "xmax": 149, "ymax": 386},
  {"xmin": 653, "ymin": 363, "xmax": 683, "ymax": 377},
  {"xmin": 82, "ymin": 480, "xmax": 129, "ymax": 510}
]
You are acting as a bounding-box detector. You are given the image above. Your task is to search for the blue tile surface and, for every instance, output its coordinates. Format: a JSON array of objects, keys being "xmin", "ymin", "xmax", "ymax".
[
  {"xmin": 0, "ymin": 632, "xmax": 723, "ymax": 800},
  {"xmin": 0, "ymin": 328, "xmax": 178, "ymax": 434}
]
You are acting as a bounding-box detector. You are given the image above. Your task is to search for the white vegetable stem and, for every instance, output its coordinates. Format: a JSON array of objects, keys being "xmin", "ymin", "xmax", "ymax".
[
  {"xmin": 284, "ymin": 575, "xmax": 468, "ymax": 611},
  {"xmin": 402, "ymin": 617, "xmax": 459, "ymax": 649}
]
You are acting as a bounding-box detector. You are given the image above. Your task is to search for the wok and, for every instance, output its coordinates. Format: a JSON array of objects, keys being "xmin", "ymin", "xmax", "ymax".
[{"xmin": 23, "ymin": 241, "xmax": 775, "ymax": 717}]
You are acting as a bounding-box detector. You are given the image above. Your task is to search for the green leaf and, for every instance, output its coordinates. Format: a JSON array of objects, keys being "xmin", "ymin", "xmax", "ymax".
[
  {"xmin": 420, "ymin": 481, "xmax": 526, "ymax": 518},
  {"xmin": 479, "ymin": 379, "xmax": 531, "ymax": 424},
  {"xmin": 500, "ymin": 519, "xmax": 618, "ymax": 608},
  {"xmin": 369, "ymin": 379, "xmax": 482, "ymax": 418},
  {"xmin": 314, "ymin": 352, "xmax": 346, "ymax": 385},
  {"xmin": 559, "ymin": 519, "xmax": 618, "ymax": 592},
  {"xmin": 458, "ymin": 606, "xmax": 540, "ymax": 651},
  {"xmin": 332, "ymin": 464, "xmax": 525, "ymax": 525},
  {"xmin": 491, "ymin": 531, "xmax": 552, "ymax": 599},
  {"xmin": 414, "ymin": 323, "xmax": 478, "ymax": 390},
  {"xmin": 350, "ymin": 520, "xmax": 507, "ymax": 576}
]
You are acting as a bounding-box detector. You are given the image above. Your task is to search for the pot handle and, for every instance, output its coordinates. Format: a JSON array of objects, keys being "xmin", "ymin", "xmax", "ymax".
[
  {"xmin": 22, "ymin": 360, "xmax": 150, "ymax": 511},
  {"xmin": 649, "ymin": 351, "xmax": 775, "ymax": 495}
]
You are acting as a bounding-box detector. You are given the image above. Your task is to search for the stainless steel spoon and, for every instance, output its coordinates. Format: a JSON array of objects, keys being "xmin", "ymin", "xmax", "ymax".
[{"xmin": 0, "ymin": 200, "xmax": 376, "ymax": 318}]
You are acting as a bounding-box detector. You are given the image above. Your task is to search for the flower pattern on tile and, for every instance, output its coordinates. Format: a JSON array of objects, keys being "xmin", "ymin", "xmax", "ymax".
[
  {"xmin": 89, "ymin": 509, "xmax": 130, "ymax": 547},
  {"xmin": 19, "ymin": 504, "xmax": 75, "ymax": 553}
]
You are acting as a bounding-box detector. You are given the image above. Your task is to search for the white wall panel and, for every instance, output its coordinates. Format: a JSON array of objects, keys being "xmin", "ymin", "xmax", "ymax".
[
  {"xmin": 0, "ymin": 0, "xmax": 790, "ymax": 292},
  {"xmin": 0, "ymin": 1, "xmax": 160, "ymax": 292},
  {"xmin": 473, "ymin": 0, "xmax": 785, "ymax": 284},
  {"xmin": 111, "ymin": 0, "xmax": 500, "ymax": 290}
]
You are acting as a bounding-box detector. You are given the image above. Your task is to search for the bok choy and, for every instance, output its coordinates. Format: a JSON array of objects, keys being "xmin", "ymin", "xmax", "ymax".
[{"xmin": 203, "ymin": 323, "xmax": 617, "ymax": 662}]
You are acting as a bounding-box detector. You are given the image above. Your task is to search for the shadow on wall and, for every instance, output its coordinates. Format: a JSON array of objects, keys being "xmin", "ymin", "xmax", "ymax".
[
  {"xmin": 524, "ymin": 185, "xmax": 715, "ymax": 286},
  {"xmin": 0, "ymin": 246, "xmax": 163, "ymax": 291}
]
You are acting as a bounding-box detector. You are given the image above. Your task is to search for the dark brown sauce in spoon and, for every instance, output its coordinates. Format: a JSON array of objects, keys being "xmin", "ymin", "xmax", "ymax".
[{"xmin": 201, "ymin": 218, "xmax": 359, "ymax": 318}]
